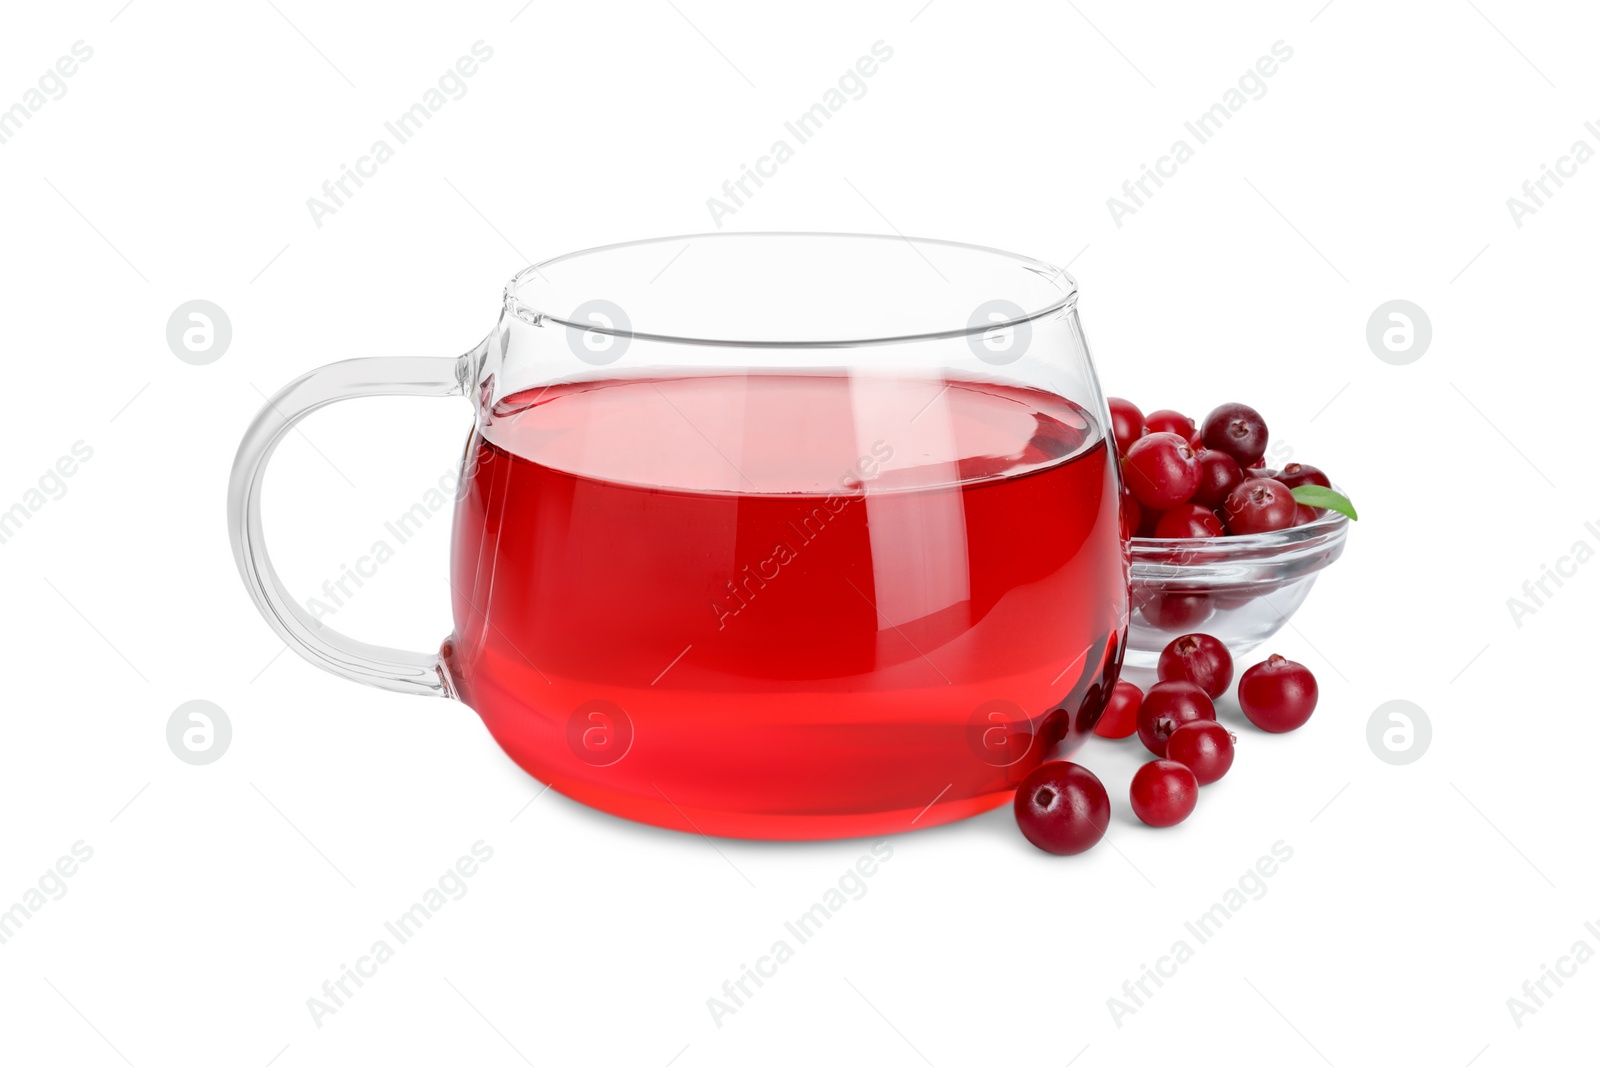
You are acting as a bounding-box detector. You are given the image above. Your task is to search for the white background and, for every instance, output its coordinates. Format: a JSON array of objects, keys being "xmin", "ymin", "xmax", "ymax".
[{"xmin": 1, "ymin": 1, "xmax": 1596, "ymax": 1064}]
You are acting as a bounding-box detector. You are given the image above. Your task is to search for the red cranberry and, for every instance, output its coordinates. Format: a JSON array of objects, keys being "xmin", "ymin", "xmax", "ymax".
[
  {"xmin": 1136, "ymin": 680, "xmax": 1216, "ymax": 757},
  {"xmin": 1120, "ymin": 486, "xmax": 1142, "ymax": 540},
  {"xmin": 1165, "ymin": 721, "xmax": 1235, "ymax": 785},
  {"xmin": 1122, "ymin": 432, "xmax": 1200, "ymax": 510},
  {"xmin": 1093, "ymin": 680, "xmax": 1142, "ymax": 739},
  {"xmin": 1130, "ymin": 760, "xmax": 1199, "ymax": 827},
  {"xmin": 1153, "ymin": 504, "xmax": 1224, "ymax": 539},
  {"xmin": 1192, "ymin": 450, "xmax": 1245, "ymax": 509},
  {"xmin": 1014, "ymin": 761, "xmax": 1111, "ymax": 855},
  {"xmin": 1223, "ymin": 477, "xmax": 1296, "ymax": 535},
  {"xmin": 1107, "ymin": 397, "xmax": 1145, "ymax": 454},
  {"xmin": 1209, "ymin": 589, "xmax": 1262, "ymax": 612},
  {"xmin": 1293, "ymin": 504, "xmax": 1319, "ymax": 525},
  {"xmin": 1156, "ymin": 633, "xmax": 1234, "ymax": 698},
  {"xmin": 1276, "ymin": 462, "xmax": 1330, "ymax": 490},
  {"xmin": 1140, "ymin": 590, "xmax": 1214, "ymax": 630},
  {"xmin": 1202, "ymin": 402, "xmax": 1270, "ymax": 468},
  {"xmin": 1237, "ymin": 654, "xmax": 1318, "ymax": 732},
  {"xmin": 1144, "ymin": 409, "xmax": 1195, "ymax": 439}
]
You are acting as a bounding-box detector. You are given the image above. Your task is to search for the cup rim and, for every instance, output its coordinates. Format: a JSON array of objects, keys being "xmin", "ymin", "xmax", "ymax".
[{"xmin": 504, "ymin": 231, "xmax": 1078, "ymax": 349}]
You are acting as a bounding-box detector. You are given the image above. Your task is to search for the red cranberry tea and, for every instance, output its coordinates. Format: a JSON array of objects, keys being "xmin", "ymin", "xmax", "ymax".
[{"xmin": 445, "ymin": 373, "xmax": 1126, "ymax": 839}]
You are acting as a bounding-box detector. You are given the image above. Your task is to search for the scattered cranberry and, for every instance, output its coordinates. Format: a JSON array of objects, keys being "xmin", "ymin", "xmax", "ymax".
[
  {"xmin": 1122, "ymin": 432, "xmax": 1200, "ymax": 510},
  {"xmin": 1107, "ymin": 397, "xmax": 1145, "ymax": 454},
  {"xmin": 1153, "ymin": 503, "xmax": 1224, "ymax": 539},
  {"xmin": 1130, "ymin": 760, "xmax": 1199, "ymax": 827},
  {"xmin": 1137, "ymin": 680, "xmax": 1216, "ymax": 757},
  {"xmin": 1202, "ymin": 402, "xmax": 1269, "ymax": 468},
  {"xmin": 1165, "ymin": 721, "xmax": 1235, "ymax": 785},
  {"xmin": 1223, "ymin": 477, "xmax": 1296, "ymax": 535},
  {"xmin": 1143, "ymin": 409, "xmax": 1195, "ymax": 439},
  {"xmin": 1094, "ymin": 680, "xmax": 1143, "ymax": 739},
  {"xmin": 1014, "ymin": 761, "xmax": 1111, "ymax": 855},
  {"xmin": 1191, "ymin": 449, "xmax": 1245, "ymax": 509},
  {"xmin": 1276, "ymin": 462, "xmax": 1330, "ymax": 490},
  {"xmin": 1157, "ymin": 633, "xmax": 1234, "ymax": 698},
  {"xmin": 1237, "ymin": 654, "xmax": 1319, "ymax": 733}
]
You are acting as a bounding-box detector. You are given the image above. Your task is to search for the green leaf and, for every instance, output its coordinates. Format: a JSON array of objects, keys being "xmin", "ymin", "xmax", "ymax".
[{"xmin": 1291, "ymin": 484, "xmax": 1358, "ymax": 520}]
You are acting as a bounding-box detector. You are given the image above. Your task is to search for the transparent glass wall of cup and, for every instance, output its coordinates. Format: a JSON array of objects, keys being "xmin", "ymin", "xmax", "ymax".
[{"xmin": 229, "ymin": 233, "xmax": 1129, "ymax": 840}]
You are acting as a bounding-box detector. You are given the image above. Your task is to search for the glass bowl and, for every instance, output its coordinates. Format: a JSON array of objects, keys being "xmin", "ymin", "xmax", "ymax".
[{"xmin": 1126, "ymin": 499, "xmax": 1350, "ymax": 670}]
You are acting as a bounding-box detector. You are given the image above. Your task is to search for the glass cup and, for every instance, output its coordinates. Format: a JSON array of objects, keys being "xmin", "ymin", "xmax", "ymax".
[{"xmin": 229, "ymin": 233, "xmax": 1128, "ymax": 839}]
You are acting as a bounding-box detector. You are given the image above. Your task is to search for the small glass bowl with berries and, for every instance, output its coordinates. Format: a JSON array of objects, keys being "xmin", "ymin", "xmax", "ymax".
[{"xmin": 1108, "ymin": 398, "xmax": 1356, "ymax": 669}]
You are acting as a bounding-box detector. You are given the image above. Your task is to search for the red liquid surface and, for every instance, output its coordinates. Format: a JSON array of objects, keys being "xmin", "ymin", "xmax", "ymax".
[{"xmin": 445, "ymin": 374, "xmax": 1126, "ymax": 839}]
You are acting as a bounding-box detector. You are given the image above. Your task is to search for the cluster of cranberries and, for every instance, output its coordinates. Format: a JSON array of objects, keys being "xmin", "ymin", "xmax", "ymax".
[
  {"xmin": 1110, "ymin": 398, "xmax": 1332, "ymax": 538},
  {"xmin": 1013, "ymin": 635, "xmax": 1319, "ymax": 855}
]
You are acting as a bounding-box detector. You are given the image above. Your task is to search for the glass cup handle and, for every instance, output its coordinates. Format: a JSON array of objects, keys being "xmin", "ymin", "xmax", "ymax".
[{"xmin": 228, "ymin": 355, "xmax": 471, "ymax": 698}]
